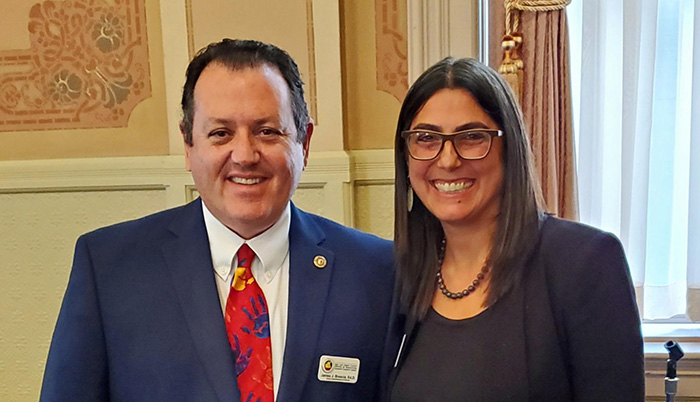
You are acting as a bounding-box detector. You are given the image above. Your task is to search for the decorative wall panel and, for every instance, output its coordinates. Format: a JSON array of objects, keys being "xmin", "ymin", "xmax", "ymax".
[
  {"xmin": 375, "ymin": 0, "xmax": 408, "ymax": 102},
  {"xmin": 0, "ymin": 0, "xmax": 151, "ymax": 131},
  {"xmin": 354, "ymin": 181, "xmax": 394, "ymax": 240},
  {"xmin": 0, "ymin": 188, "xmax": 165, "ymax": 402},
  {"xmin": 292, "ymin": 185, "xmax": 325, "ymax": 217}
]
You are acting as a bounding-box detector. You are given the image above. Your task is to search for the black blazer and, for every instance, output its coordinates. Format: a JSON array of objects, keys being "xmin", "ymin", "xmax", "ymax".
[{"xmin": 384, "ymin": 215, "xmax": 644, "ymax": 401}]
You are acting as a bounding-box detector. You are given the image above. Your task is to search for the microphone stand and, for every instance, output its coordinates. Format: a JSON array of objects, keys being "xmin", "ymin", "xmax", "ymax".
[{"xmin": 665, "ymin": 340, "xmax": 684, "ymax": 402}]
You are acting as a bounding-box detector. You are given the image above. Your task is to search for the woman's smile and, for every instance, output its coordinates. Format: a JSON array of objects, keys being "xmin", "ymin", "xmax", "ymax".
[{"xmin": 432, "ymin": 179, "xmax": 475, "ymax": 193}]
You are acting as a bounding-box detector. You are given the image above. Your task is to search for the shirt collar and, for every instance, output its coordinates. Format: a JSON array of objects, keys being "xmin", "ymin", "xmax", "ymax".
[{"xmin": 202, "ymin": 201, "xmax": 291, "ymax": 284}]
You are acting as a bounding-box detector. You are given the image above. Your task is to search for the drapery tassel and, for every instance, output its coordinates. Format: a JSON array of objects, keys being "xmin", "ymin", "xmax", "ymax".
[
  {"xmin": 499, "ymin": 0, "xmax": 571, "ymax": 101},
  {"xmin": 499, "ymin": 33, "xmax": 523, "ymax": 102}
]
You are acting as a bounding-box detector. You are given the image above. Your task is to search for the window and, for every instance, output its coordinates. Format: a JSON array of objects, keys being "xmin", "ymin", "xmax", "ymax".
[{"xmin": 568, "ymin": 0, "xmax": 699, "ymax": 325}]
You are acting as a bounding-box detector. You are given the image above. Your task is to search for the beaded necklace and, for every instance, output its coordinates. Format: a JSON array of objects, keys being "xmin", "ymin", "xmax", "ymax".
[{"xmin": 436, "ymin": 238, "xmax": 490, "ymax": 300}]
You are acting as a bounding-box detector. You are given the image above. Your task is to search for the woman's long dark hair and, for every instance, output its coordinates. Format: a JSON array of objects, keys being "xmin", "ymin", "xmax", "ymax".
[{"xmin": 394, "ymin": 57, "xmax": 543, "ymax": 319}]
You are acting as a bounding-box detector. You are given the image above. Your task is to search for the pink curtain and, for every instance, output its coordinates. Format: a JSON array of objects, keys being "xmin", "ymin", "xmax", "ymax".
[{"xmin": 489, "ymin": 1, "xmax": 578, "ymax": 220}]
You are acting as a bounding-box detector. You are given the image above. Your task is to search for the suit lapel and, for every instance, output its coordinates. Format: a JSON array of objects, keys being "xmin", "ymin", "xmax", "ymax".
[
  {"xmin": 385, "ymin": 308, "xmax": 417, "ymax": 395},
  {"xmin": 276, "ymin": 205, "xmax": 333, "ymax": 402},
  {"xmin": 161, "ymin": 199, "xmax": 240, "ymax": 402}
]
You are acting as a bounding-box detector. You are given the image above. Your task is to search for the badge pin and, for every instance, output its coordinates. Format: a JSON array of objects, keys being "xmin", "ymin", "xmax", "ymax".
[
  {"xmin": 317, "ymin": 355, "xmax": 360, "ymax": 383},
  {"xmin": 313, "ymin": 255, "xmax": 327, "ymax": 269}
]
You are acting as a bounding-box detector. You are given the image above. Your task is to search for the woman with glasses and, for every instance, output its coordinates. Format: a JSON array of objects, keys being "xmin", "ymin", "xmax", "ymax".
[{"xmin": 385, "ymin": 57, "xmax": 644, "ymax": 401}]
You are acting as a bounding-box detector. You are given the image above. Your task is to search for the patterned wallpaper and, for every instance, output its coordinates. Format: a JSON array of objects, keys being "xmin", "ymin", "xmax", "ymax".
[{"xmin": 0, "ymin": 0, "xmax": 151, "ymax": 131}]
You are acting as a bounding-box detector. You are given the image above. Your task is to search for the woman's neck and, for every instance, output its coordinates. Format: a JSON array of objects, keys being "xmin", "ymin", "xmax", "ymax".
[{"xmin": 441, "ymin": 216, "xmax": 497, "ymax": 274}]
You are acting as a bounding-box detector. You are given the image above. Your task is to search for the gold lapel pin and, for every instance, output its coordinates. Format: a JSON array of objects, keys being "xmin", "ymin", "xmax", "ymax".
[{"xmin": 313, "ymin": 255, "xmax": 327, "ymax": 269}]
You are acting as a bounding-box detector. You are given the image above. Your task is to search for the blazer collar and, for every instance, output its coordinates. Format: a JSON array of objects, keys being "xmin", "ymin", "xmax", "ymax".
[
  {"xmin": 163, "ymin": 199, "xmax": 240, "ymax": 402},
  {"xmin": 383, "ymin": 302, "xmax": 418, "ymax": 399},
  {"xmin": 276, "ymin": 204, "xmax": 333, "ymax": 402}
]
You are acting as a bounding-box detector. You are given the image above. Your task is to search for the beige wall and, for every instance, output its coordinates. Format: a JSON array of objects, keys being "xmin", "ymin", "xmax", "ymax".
[{"xmin": 190, "ymin": 0, "xmax": 316, "ymax": 125}]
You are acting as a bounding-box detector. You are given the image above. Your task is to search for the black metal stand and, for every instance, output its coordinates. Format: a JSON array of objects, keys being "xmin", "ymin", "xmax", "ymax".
[{"xmin": 665, "ymin": 340, "xmax": 684, "ymax": 402}]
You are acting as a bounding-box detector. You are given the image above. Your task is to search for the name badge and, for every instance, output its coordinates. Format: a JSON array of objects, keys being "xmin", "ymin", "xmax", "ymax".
[{"xmin": 317, "ymin": 355, "xmax": 360, "ymax": 384}]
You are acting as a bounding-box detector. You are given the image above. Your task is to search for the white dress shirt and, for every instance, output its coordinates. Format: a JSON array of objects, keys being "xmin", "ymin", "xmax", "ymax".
[{"xmin": 202, "ymin": 202, "xmax": 290, "ymax": 400}]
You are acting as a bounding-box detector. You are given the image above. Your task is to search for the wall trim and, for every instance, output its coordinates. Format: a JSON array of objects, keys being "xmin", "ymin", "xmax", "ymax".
[
  {"xmin": 0, "ymin": 150, "xmax": 396, "ymax": 227},
  {"xmin": 0, "ymin": 150, "xmax": 394, "ymax": 227},
  {"xmin": 0, "ymin": 151, "xmax": 357, "ymax": 225},
  {"xmin": 0, "ymin": 185, "xmax": 167, "ymax": 195},
  {"xmin": 349, "ymin": 149, "xmax": 395, "ymax": 181}
]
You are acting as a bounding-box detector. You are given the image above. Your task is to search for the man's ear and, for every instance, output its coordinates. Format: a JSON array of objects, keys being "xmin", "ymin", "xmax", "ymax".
[
  {"xmin": 180, "ymin": 121, "xmax": 192, "ymax": 172},
  {"xmin": 302, "ymin": 119, "xmax": 314, "ymax": 168}
]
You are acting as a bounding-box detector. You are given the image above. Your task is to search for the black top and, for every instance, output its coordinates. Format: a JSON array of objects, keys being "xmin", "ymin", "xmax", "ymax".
[
  {"xmin": 383, "ymin": 216, "xmax": 645, "ymax": 402},
  {"xmin": 391, "ymin": 288, "xmax": 528, "ymax": 402}
]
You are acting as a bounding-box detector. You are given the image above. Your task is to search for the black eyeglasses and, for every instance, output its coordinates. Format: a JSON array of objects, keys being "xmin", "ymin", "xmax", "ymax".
[{"xmin": 401, "ymin": 129, "xmax": 503, "ymax": 161}]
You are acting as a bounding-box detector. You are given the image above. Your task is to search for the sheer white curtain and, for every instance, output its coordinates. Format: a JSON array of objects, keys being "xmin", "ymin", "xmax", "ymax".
[{"xmin": 568, "ymin": 0, "xmax": 700, "ymax": 321}]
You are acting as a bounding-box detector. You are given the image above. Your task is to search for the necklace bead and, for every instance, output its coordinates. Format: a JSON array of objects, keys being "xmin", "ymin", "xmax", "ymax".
[{"xmin": 436, "ymin": 238, "xmax": 489, "ymax": 300}]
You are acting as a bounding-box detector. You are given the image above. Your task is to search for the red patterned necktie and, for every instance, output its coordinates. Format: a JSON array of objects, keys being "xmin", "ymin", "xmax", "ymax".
[{"xmin": 225, "ymin": 244, "xmax": 274, "ymax": 402}]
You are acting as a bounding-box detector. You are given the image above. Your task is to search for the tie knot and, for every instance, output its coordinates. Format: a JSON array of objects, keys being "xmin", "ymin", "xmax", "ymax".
[{"xmin": 237, "ymin": 243, "xmax": 255, "ymax": 269}]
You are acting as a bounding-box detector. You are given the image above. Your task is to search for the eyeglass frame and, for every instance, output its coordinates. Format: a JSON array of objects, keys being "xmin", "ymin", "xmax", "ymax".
[{"xmin": 401, "ymin": 128, "xmax": 504, "ymax": 161}]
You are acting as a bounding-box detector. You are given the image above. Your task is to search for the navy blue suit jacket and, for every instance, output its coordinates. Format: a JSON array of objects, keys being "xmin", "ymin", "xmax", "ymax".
[{"xmin": 41, "ymin": 199, "xmax": 394, "ymax": 402}]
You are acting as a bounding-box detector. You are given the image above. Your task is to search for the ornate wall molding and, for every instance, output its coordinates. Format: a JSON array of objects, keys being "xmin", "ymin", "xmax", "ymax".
[
  {"xmin": 375, "ymin": 0, "xmax": 408, "ymax": 102},
  {"xmin": 0, "ymin": 0, "xmax": 152, "ymax": 131},
  {"xmin": 305, "ymin": 0, "xmax": 318, "ymax": 123},
  {"xmin": 407, "ymin": 0, "xmax": 449, "ymax": 84},
  {"xmin": 406, "ymin": 0, "xmax": 479, "ymax": 83},
  {"xmin": 185, "ymin": 0, "xmax": 196, "ymax": 59}
]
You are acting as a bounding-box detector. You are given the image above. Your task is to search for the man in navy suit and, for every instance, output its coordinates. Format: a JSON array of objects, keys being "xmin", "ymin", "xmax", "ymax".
[{"xmin": 40, "ymin": 39, "xmax": 394, "ymax": 402}]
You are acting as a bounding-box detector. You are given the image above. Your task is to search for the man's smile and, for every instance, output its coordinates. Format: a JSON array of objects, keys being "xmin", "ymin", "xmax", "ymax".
[{"xmin": 228, "ymin": 176, "xmax": 264, "ymax": 185}]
